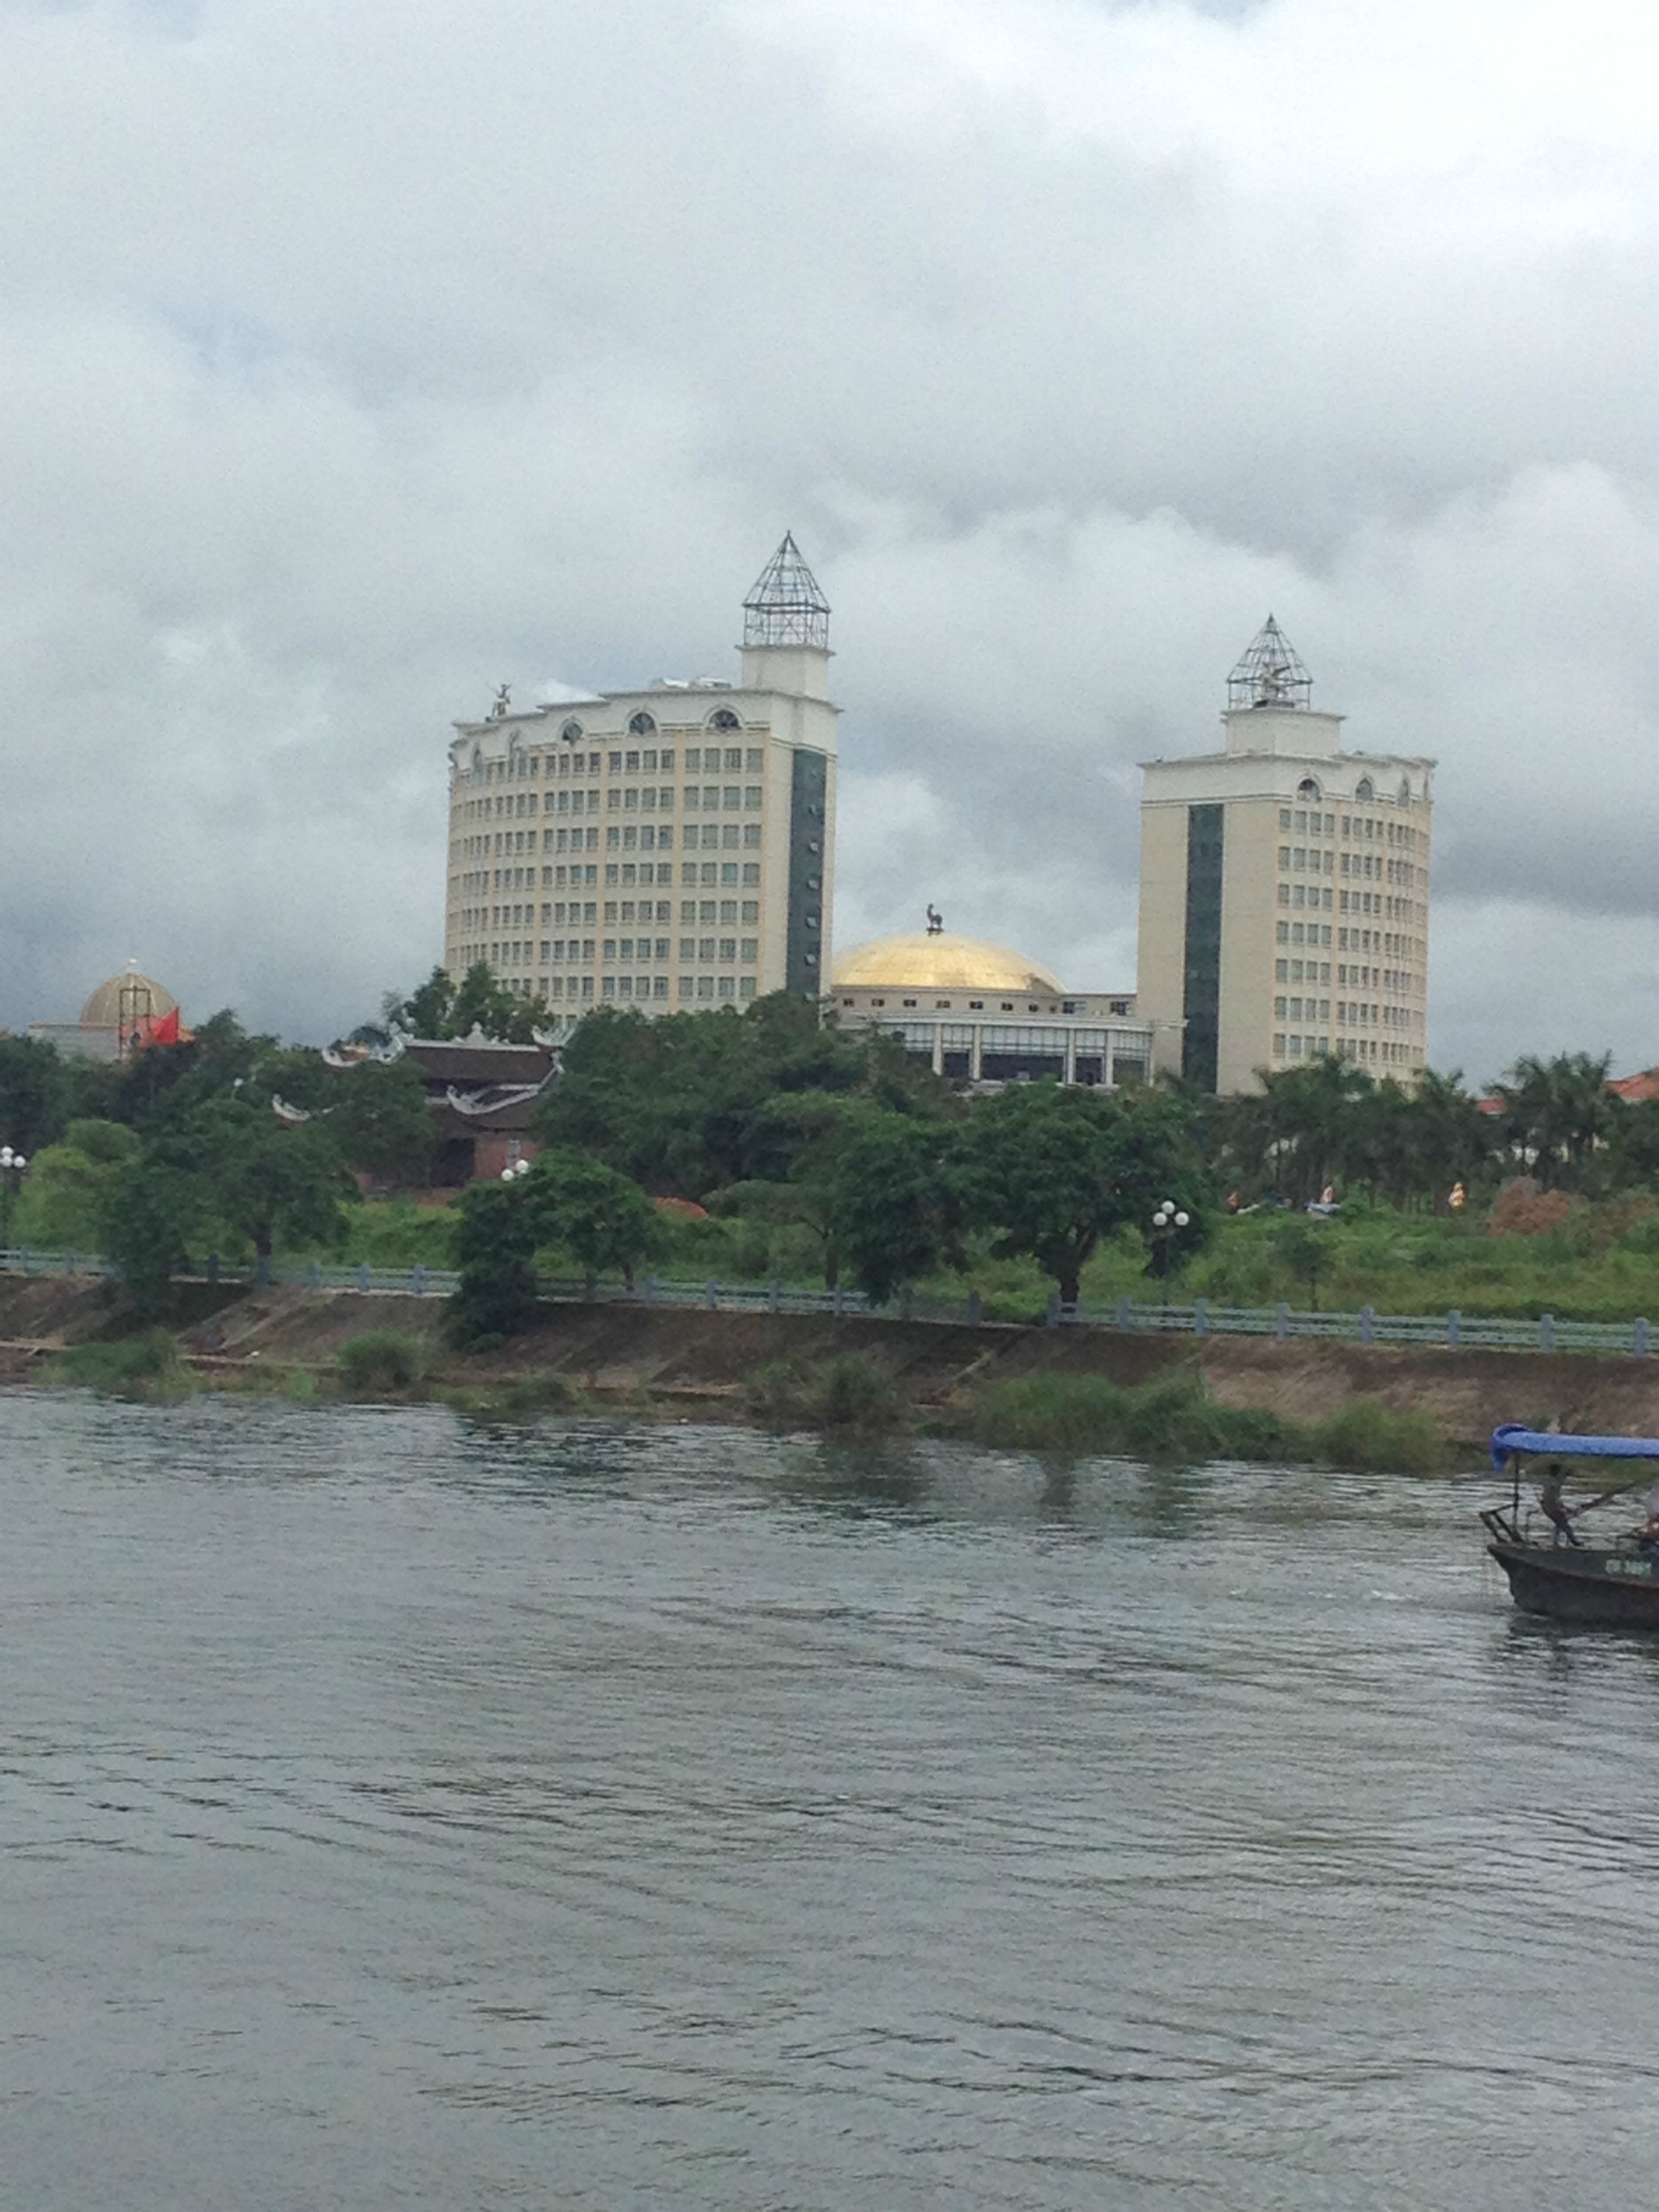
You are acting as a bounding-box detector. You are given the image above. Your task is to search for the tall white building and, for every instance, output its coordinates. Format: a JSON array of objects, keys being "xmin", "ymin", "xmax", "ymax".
[
  {"xmin": 1137, "ymin": 619, "xmax": 1434, "ymax": 1093},
  {"xmin": 444, "ymin": 536, "xmax": 838, "ymax": 1016}
]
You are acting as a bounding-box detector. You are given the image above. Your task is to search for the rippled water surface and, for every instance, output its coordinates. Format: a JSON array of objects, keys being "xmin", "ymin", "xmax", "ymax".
[{"xmin": 3, "ymin": 1391, "xmax": 1658, "ymax": 2209}]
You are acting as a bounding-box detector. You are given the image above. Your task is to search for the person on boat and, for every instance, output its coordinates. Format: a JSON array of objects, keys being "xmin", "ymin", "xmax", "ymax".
[{"xmin": 1539, "ymin": 1462, "xmax": 1581, "ymax": 1548}]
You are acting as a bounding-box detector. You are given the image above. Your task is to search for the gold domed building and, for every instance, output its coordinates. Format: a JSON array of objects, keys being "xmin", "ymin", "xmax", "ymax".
[
  {"xmin": 28, "ymin": 961, "xmax": 183, "ymax": 1062},
  {"xmin": 831, "ymin": 915, "xmax": 1150, "ymax": 1087}
]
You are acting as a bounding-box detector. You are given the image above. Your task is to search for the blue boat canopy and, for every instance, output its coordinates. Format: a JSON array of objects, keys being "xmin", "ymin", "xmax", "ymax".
[{"xmin": 1491, "ymin": 1423, "xmax": 1659, "ymax": 1472}]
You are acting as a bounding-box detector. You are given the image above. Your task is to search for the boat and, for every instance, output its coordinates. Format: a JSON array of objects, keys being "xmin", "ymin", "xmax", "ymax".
[{"xmin": 1483, "ymin": 1424, "xmax": 1659, "ymax": 1626}]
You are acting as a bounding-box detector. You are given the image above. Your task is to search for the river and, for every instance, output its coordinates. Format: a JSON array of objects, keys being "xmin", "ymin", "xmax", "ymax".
[{"xmin": 2, "ymin": 1390, "xmax": 1657, "ymax": 2209}]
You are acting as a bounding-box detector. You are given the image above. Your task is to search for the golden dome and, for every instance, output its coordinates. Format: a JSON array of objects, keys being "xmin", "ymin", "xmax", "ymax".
[
  {"xmin": 79, "ymin": 967, "xmax": 178, "ymax": 1029},
  {"xmin": 831, "ymin": 931, "xmax": 1062, "ymax": 995}
]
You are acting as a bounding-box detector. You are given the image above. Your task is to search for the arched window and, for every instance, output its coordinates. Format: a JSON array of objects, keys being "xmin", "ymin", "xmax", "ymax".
[
  {"xmin": 1355, "ymin": 777, "xmax": 1374, "ymax": 802},
  {"xmin": 628, "ymin": 711, "xmax": 656, "ymax": 736},
  {"xmin": 709, "ymin": 707, "xmax": 740, "ymax": 731},
  {"xmin": 560, "ymin": 718, "xmax": 583, "ymax": 743},
  {"xmin": 1297, "ymin": 776, "xmax": 1321, "ymax": 800},
  {"xmin": 1397, "ymin": 777, "xmax": 1412, "ymax": 806}
]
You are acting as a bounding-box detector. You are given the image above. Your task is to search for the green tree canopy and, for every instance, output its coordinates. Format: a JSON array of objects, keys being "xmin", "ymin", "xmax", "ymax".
[
  {"xmin": 323, "ymin": 1059, "xmax": 434, "ymax": 1187},
  {"xmin": 824, "ymin": 1106, "xmax": 964, "ymax": 1304},
  {"xmin": 528, "ymin": 1148, "xmax": 658, "ymax": 1289},
  {"xmin": 534, "ymin": 996, "xmax": 947, "ymax": 1197},
  {"xmin": 385, "ymin": 963, "xmax": 541, "ymax": 1046},
  {"xmin": 962, "ymin": 1083, "xmax": 1209, "ymax": 1306}
]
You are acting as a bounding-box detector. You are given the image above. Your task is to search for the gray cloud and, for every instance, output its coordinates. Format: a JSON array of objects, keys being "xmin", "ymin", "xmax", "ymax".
[{"xmin": 0, "ymin": 0, "xmax": 1656, "ymax": 1081}]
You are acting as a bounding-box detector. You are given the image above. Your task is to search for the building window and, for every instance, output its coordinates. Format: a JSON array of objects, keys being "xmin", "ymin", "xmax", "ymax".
[
  {"xmin": 710, "ymin": 708, "xmax": 740, "ymax": 731},
  {"xmin": 742, "ymin": 863, "xmax": 761, "ymax": 885},
  {"xmin": 629, "ymin": 711, "xmax": 656, "ymax": 736},
  {"xmin": 1355, "ymin": 776, "xmax": 1374, "ymax": 800}
]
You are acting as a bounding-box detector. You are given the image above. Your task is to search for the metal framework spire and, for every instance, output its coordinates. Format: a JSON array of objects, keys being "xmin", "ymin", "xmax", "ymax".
[
  {"xmin": 1227, "ymin": 614, "xmax": 1311, "ymax": 711},
  {"xmin": 743, "ymin": 531, "xmax": 830, "ymax": 650}
]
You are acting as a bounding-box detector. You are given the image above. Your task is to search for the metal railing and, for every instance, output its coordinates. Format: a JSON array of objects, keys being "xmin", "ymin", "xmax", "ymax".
[{"xmin": 1, "ymin": 1247, "xmax": 1654, "ymax": 1354}]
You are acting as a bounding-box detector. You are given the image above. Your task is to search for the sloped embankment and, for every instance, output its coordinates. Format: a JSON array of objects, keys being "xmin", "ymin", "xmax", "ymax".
[{"xmin": 2, "ymin": 1277, "xmax": 1653, "ymax": 1446}]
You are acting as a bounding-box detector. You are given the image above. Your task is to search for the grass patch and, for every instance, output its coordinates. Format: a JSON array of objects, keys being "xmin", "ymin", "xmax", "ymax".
[
  {"xmin": 435, "ymin": 1376, "xmax": 574, "ymax": 1421},
  {"xmin": 951, "ymin": 1371, "xmax": 1452, "ymax": 1472},
  {"xmin": 49, "ymin": 1328, "xmax": 192, "ymax": 1400},
  {"xmin": 1308, "ymin": 1396, "xmax": 1449, "ymax": 1473},
  {"xmin": 336, "ymin": 1328, "xmax": 429, "ymax": 1397},
  {"xmin": 745, "ymin": 1353, "xmax": 903, "ymax": 1434}
]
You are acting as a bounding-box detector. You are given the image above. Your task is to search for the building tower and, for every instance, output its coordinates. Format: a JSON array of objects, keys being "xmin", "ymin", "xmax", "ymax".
[
  {"xmin": 443, "ymin": 536, "xmax": 838, "ymax": 1020},
  {"xmin": 1136, "ymin": 618, "xmax": 1434, "ymax": 1094}
]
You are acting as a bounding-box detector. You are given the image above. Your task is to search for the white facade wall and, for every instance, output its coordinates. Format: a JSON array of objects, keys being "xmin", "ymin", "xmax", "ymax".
[
  {"xmin": 1138, "ymin": 709, "xmax": 1435, "ymax": 1094},
  {"xmin": 445, "ymin": 658, "xmax": 838, "ymax": 1019}
]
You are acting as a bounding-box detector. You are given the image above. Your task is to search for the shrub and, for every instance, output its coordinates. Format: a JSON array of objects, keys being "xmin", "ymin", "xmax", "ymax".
[
  {"xmin": 1311, "ymin": 1397, "xmax": 1448, "ymax": 1473},
  {"xmin": 744, "ymin": 1353, "xmax": 902, "ymax": 1431},
  {"xmin": 337, "ymin": 1328, "xmax": 428, "ymax": 1395},
  {"xmin": 819, "ymin": 1354, "xmax": 900, "ymax": 1431},
  {"xmin": 49, "ymin": 1328, "xmax": 188, "ymax": 1399}
]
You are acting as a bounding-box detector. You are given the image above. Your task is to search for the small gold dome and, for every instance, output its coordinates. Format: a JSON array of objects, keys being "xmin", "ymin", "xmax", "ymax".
[
  {"xmin": 80, "ymin": 967, "xmax": 178, "ymax": 1029},
  {"xmin": 831, "ymin": 931, "xmax": 1062, "ymax": 995}
]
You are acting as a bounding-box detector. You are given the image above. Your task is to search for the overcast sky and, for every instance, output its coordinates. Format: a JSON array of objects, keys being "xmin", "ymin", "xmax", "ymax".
[{"xmin": 1, "ymin": 0, "xmax": 1657, "ymax": 1080}]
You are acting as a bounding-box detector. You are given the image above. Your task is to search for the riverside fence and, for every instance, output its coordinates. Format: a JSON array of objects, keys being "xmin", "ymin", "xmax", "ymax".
[{"xmin": 1, "ymin": 1245, "xmax": 1656, "ymax": 1357}]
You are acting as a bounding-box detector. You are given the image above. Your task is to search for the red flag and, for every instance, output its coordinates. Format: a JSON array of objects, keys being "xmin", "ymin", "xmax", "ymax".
[{"xmin": 151, "ymin": 1008, "xmax": 181, "ymax": 1046}]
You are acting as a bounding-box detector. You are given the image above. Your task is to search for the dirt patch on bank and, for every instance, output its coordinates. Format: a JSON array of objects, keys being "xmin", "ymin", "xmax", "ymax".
[{"xmin": 5, "ymin": 1279, "xmax": 1657, "ymax": 1446}]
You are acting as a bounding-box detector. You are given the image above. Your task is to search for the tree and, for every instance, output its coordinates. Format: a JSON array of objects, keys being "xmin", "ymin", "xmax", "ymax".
[
  {"xmin": 100, "ymin": 1150, "xmax": 202, "ymax": 1319},
  {"xmin": 533, "ymin": 995, "xmax": 949, "ymax": 1199},
  {"xmin": 1493, "ymin": 1053, "xmax": 1617, "ymax": 1191},
  {"xmin": 0, "ymin": 1036, "xmax": 67, "ymax": 1155},
  {"xmin": 191, "ymin": 1105, "xmax": 350, "ymax": 1263},
  {"xmin": 528, "ymin": 1149, "xmax": 658, "ymax": 1289},
  {"xmin": 962, "ymin": 1083, "xmax": 1209, "ymax": 1306},
  {"xmin": 449, "ymin": 1177, "xmax": 543, "ymax": 1344},
  {"xmin": 825, "ymin": 1108, "xmax": 963, "ymax": 1303},
  {"xmin": 1269, "ymin": 1216, "xmax": 1329, "ymax": 1311},
  {"xmin": 13, "ymin": 1120, "xmax": 139, "ymax": 1250},
  {"xmin": 325, "ymin": 1059, "xmax": 434, "ymax": 1187}
]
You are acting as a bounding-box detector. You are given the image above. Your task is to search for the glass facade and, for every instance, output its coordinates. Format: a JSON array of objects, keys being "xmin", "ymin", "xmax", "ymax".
[{"xmin": 1182, "ymin": 803, "xmax": 1224, "ymax": 1093}]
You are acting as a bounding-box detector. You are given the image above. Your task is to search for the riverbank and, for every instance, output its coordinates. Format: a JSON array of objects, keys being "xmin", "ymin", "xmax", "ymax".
[{"xmin": 3, "ymin": 1274, "xmax": 1656, "ymax": 1465}]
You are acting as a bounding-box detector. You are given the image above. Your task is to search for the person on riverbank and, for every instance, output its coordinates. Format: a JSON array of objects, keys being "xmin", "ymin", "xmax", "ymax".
[{"xmin": 1539, "ymin": 1463, "xmax": 1581, "ymax": 1548}]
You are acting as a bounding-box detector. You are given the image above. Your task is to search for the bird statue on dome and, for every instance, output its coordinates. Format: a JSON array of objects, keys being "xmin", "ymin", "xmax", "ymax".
[
  {"xmin": 925, "ymin": 904, "xmax": 944, "ymax": 936},
  {"xmin": 488, "ymin": 683, "xmax": 511, "ymax": 719}
]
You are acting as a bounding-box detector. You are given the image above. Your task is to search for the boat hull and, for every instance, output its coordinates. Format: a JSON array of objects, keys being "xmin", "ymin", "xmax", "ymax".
[{"xmin": 1488, "ymin": 1541, "xmax": 1659, "ymax": 1626}]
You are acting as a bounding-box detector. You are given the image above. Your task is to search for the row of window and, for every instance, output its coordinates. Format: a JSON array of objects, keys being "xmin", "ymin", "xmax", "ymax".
[
  {"xmin": 1275, "ymin": 996, "xmax": 1330, "ymax": 1022},
  {"xmin": 518, "ymin": 974, "xmax": 759, "ymax": 1004},
  {"xmin": 1278, "ymin": 845, "xmax": 1427, "ymax": 888},
  {"xmin": 1271, "ymin": 1034, "xmax": 1421, "ymax": 1066},
  {"xmin": 1339, "ymin": 926, "xmax": 1424, "ymax": 959},
  {"xmin": 462, "ymin": 937, "xmax": 760, "ymax": 972},
  {"xmin": 463, "ymin": 820, "xmax": 766, "ymax": 861},
  {"xmin": 1339, "ymin": 964, "xmax": 1418, "ymax": 995},
  {"xmin": 1276, "ymin": 959, "xmax": 1331, "ymax": 985},
  {"xmin": 466, "ymin": 782, "xmax": 768, "ymax": 823},
  {"xmin": 1278, "ymin": 803, "xmax": 1422, "ymax": 848},
  {"xmin": 1278, "ymin": 884, "xmax": 1333, "ymax": 911},
  {"xmin": 467, "ymin": 722, "xmax": 751, "ymax": 786},
  {"xmin": 1276, "ymin": 920, "xmax": 1333, "ymax": 948},
  {"xmin": 527, "ymin": 938, "xmax": 760, "ymax": 965},
  {"xmin": 1337, "ymin": 1002, "xmax": 1422, "ymax": 1031},
  {"xmin": 1340, "ymin": 891, "xmax": 1422, "ymax": 923}
]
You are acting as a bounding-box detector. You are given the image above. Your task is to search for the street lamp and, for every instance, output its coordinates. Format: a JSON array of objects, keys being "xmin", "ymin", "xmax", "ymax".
[
  {"xmin": 1149, "ymin": 1198, "xmax": 1189, "ymax": 1307},
  {"xmin": 500, "ymin": 1158, "xmax": 531, "ymax": 1182},
  {"xmin": 0, "ymin": 1144, "xmax": 28, "ymax": 1254}
]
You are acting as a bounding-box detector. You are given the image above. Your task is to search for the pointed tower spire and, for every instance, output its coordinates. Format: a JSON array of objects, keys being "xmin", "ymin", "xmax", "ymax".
[
  {"xmin": 743, "ymin": 531, "xmax": 830, "ymax": 650},
  {"xmin": 1227, "ymin": 614, "xmax": 1312, "ymax": 711}
]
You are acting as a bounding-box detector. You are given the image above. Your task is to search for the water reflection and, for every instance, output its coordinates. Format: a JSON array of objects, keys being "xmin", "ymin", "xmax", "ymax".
[{"xmin": 4, "ymin": 1392, "xmax": 1659, "ymax": 2212}]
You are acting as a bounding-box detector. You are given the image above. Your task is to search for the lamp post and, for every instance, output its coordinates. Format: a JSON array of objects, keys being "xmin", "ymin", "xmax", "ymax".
[
  {"xmin": 1150, "ymin": 1198, "xmax": 1189, "ymax": 1308},
  {"xmin": 0, "ymin": 1144, "xmax": 28, "ymax": 1255}
]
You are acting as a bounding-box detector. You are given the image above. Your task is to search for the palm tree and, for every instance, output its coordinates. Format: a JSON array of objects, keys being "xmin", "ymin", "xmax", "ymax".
[{"xmin": 1492, "ymin": 1052, "xmax": 1618, "ymax": 1191}]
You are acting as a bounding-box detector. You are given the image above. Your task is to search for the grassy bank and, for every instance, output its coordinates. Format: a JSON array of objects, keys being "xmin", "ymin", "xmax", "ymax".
[{"xmin": 37, "ymin": 1320, "xmax": 1461, "ymax": 1473}]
